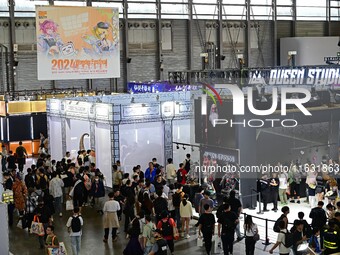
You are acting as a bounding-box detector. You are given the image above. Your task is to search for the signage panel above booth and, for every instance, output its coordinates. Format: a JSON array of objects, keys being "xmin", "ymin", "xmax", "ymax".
[{"xmin": 36, "ymin": 6, "xmax": 120, "ymax": 80}]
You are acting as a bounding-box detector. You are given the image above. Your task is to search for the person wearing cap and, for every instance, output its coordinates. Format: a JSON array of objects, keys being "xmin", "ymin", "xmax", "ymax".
[
  {"xmin": 199, "ymin": 190, "xmax": 214, "ymax": 215},
  {"xmin": 149, "ymin": 229, "xmax": 168, "ymax": 255}
]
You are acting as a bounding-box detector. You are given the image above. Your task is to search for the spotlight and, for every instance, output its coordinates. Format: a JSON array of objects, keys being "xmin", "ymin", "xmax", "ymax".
[
  {"xmin": 191, "ymin": 146, "xmax": 194, "ymax": 152},
  {"xmin": 131, "ymin": 97, "xmax": 135, "ymax": 103},
  {"xmin": 182, "ymin": 145, "xmax": 186, "ymax": 150},
  {"xmin": 176, "ymin": 144, "xmax": 179, "ymax": 149}
]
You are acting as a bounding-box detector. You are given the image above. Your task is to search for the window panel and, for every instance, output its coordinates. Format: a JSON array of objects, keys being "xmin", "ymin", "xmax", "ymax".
[
  {"xmin": 129, "ymin": 3, "xmax": 157, "ymax": 13},
  {"xmin": 250, "ymin": 6, "xmax": 272, "ymax": 17},
  {"xmin": 296, "ymin": 6, "xmax": 326, "ymax": 18},
  {"xmin": 222, "ymin": 6, "xmax": 246, "ymax": 17},
  {"xmin": 162, "ymin": 14, "xmax": 188, "ymax": 19},
  {"xmin": 193, "ymin": 4, "xmax": 218, "ymax": 16},
  {"xmin": 224, "ymin": 0, "xmax": 245, "ymax": 4},
  {"xmin": 193, "ymin": 0, "xmax": 216, "ymax": 3},
  {"xmin": 54, "ymin": 1, "xmax": 86, "ymax": 6},
  {"xmin": 296, "ymin": 0, "xmax": 326, "ymax": 7},
  {"xmin": 161, "ymin": 4, "xmax": 188, "ymax": 15},
  {"xmin": 277, "ymin": 7, "xmax": 292, "ymax": 16},
  {"xmin": 277, "ymin": 16, "xmax": 293, "ymax": 20},
  {"xmin": 277, "ymin": 0, "xmax": 292, "ymax": 5},
  {"xmin": 250, "ymin": 0, "xmax": 271, "ymax": 5},
  {"xmin": 92, "ymin": 2, "xmax": 123, "ymax": 13},
  {"xmin": 128, "ymin": 13, "xmax": 157, "ymax": 18}
]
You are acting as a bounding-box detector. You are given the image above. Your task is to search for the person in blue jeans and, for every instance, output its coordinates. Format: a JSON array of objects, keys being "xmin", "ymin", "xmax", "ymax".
[
  {"xmin": 66, "ymin": 207, "xmax": 84, "ymax": 255},
  {"xmin": 217, "ymin": 203, "xmax": 239, "ymax": 255}
]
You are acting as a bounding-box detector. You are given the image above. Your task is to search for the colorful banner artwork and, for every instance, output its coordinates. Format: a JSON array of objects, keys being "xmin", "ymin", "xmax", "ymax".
[{"xmin": 36, "ymin": 6, "xmax": 120, "ymax": 80}]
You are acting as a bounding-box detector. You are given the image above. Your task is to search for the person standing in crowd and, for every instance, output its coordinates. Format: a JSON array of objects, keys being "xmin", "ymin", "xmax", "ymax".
[
  {"xmin": 6, "ymin": 151, "xmax": 16, "ymax": 171},
  {"xmin": 273, "ymin": 206, "xmax": 290, "ymax": 232},
  {"xmin": 82, "ymin": 167, "xmax": 92, "ymax": 206},
  {"xmin": 70, "ymin": 174, "xmax": 85, "ymax": 214},
  {"xmin": 157, "ymin": 211, "xmax": 176, "ymax": 255},
  {"xmin": 123, "ymin": 217, "xmax": 144, "ymax": 255},
  {"xmin": 49, "ymin": 171, "xmax": 64, "ymax": 217},
  {"xmin": 270, "ymin": 173, "xmax": 279, "ymax": 212},
  {"xmin": 194, "ymin": 187, "xmax": 204, "ymax": 213},
  {"xmin": 34, "ymin": 198, "xmax": 52, "ymax": 249},
  {"xmin": 45, "ymin": 225, "xmax": 59, "ymax": 249},
  {"xmin": 289, "ymin": 163, "xmax": 302, "ymax": 203},
  {"xmin": 183, "ymin": 154, "xmax": 192, "ymax": 174},
  {"xmin": 148, "ymin": 229, "xmax": 168, "ymax": 255},
  {"xmin": 25, "ymin": 188, "xmax": 37, "ymax": 231},
  {"xmin": 292, "ymin": 220, "xmax": 308, "ymax": 255},
  {"xmin": 172, "ymin": 184, "xmax": 184, "ymax": 229},
  {"xmin": 24, "ymin": 168, "xmax": 36, "ymax": 190},
  {"xmin": 296, "ymin": 212, "xmax": 312, "ymax": 238},
  {"xmin": 278, "ymin": 170, "xmax": 288, "ymax": 206},
  {"xmin": 259, "ymin": 175, "xmax": 270, "ymax": 212},
  {"xmin": 179, "ymin": 194, "xmax": 192, "ymax": 239},
  {"xmin": 218, "ymin": 203, "xmax": 239, "ymax": 255},
  {"xmin": 113, "ymin": 189, "xmax": 125, "ymax": 221},
  {"xmin": 167, "ymin": 184, "xmax": 176, "ymax": 219},
  {"xmin": 112, "ymin": 164, "xmax": 123, "ymax": 189},
  {"xmin": 142, "ymin": 215, "xmax": 156, "ymax": 255},
  {"xmin": 12, "ymin": 175, "xmax": 27, "ymax": 216},
  {"xmin": 306, "ymin": 170, "xmax": 317, "ymax": 208},
  {"xmin": 154, "ymin": 190, "xmax": 168, "ymax": 224},
  {"xmin": 198, "ymin": 203, "xmax": 215, "ymax": 255},
  {"xmin": 103, "ymin": 192, "xmax": 120, "ymax": 243},
  {"xmin": 176, "ymin": 163, "xmax": 187, "ymax": 185},
  {"xmin": 309, "ymin": 228, "xmax": 321, "ymax": 254},
  {"xmin": 124, "ymin": 195, "xmax": 136, "ymax": 233},
  {"xmin": 269, "ymin": 220, "xmax": 291, "ymax": 255},
  {"xmin": 145, "ymin": 162, "xmax": 157, "ymax": 183},
  {"xmin": 3, "ymin": 172, "xmax": 15, "ymax": 226},
  {"xmin": 244, "ymin": 215, "xmax": 258, "ymax": 255},
  {"xmin": 199, "ymin": 190, "xmax": 214, "ymax": 215},
  {"xmin": 15, "ymin": 141, "xmax": 28, "ymax": 173},
  {"xmin": 323, "ymin": 220, "xmax": 340, "ymax": 254},
  {"xmin": 310, "ymin": 201, "xmax": 327, "ymax": 248},
  {"xmin": 226, "ymin": 190, "xmax": 243, "ymax": 241},
  {"xmin": 326, "ymin": 203, "xmax": 336, "ymax": 220},
  {"xmin": 90, "ymin": 173, "xmax": 105, "ymax": 214},
  {"xmin": 315, "ymin": 172, "xmax": 325, "ymax": 203},
  {"xmin": 166, "ymin": 158, "xmax": 177, "ymax": 185},
  {"xmin": 66, "ymin": 207, "xmax": 83, "ymax": 255}
]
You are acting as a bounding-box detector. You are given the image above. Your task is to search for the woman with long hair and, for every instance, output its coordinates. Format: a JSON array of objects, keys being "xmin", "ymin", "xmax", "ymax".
[
  {"xmin": 179, "ymin": 194, "xmax": 192, "ymax": 238},
  {"xmin": 123, "ymin": 217, "xmax": 143, "ymax": 255},
  {"xmin": 243, "ymin": 215, "xmax": 258, "ymax": 255}
]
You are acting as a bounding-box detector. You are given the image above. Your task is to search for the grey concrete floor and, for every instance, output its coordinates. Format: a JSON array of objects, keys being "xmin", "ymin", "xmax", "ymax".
[{"xmin": 9, "ymin": 205, "xmax": 279, "ymax": 255}]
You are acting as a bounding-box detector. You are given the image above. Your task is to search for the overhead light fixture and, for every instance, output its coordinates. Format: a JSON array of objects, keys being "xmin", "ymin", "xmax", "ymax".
[
  {"xmin": 131, "ymin": 97, "xmax": 135, "ymax": 103},
  {"xmin": 176, "ymin": 144, "xmax": 179, "ymax": 149},
  {"xmin": 182, "ymin": 145, "xmax": 186, "ymax": 150}
]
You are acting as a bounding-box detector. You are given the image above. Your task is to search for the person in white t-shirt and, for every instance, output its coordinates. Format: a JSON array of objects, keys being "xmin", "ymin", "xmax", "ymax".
[
  {"xmin": 279, "ymin": 171, "xmax": 288, "ymax": 205},
  {"xmin": 66, "ymin": 207, "xmax": 84, "ymax": 255},
  {"xmin": 166, "ymin": 158, "xmax": 177, "ymax": 185},
  {"xmin": 103, "ymin": 192, "xmax": 121, "ymax": 243},
  {"xmin": 244, "ymin": 215, "xmax": 258, "ymax": 255},
  {"xmin": 269, "ymin": 220, "xmax": 291, "ymax": 255}
]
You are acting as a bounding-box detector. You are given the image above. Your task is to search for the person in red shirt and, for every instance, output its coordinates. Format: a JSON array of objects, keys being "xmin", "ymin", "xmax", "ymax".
[
  {"xmin": 157, "ymin": 211, "xmax": 176, "ymax": 255},
  {"xmin": 177, "ymin": 163, "xmax": 187, "ymax": 185}
]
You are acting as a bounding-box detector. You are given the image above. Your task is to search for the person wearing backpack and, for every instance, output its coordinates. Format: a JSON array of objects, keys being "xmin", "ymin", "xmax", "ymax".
[
  {"xmin": 198, "ymin": 203, "xmax": 215, "ymax": 255},
  {"xmin": 183, "ymin": 154, "xmax": 191, "ymax": 174},
  {"xmin": 142, "ymin": 215, "xmax": 156, "ymax": 255},
  {"xmin": 273, "ymin": 206, "xmax": 290, "ymax": 233},
  {"xmin": 176, "ymin": 163, "xmax": 187, "ymax": 185},
  {"xmin": 269, "ymin": 220, "xmax": 292, "ymax": 255},
  {"xmin": 309, "ymin": 201, "xmax": 327, "ymax": 248},
  {"xmin": 292, "ymin": 220, "xmax": 308, "ymax": 255},
  {"xmin": 66, "ymin": 207, "xmax": 83, "ymax": 255},
  {"xmin": 153, "ymin": 190, "xmax": 168, "ymax": 225},
  {"xmin": 156, "ymin": 211, "xmax": 176, "ymax": 255},
  {"xmin": 149, "ymin": 229, "xmax": 168, "ymax": 255}
]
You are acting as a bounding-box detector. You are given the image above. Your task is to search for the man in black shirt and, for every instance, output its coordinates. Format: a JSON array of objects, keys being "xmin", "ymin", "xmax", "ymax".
[
  {"xmin": 226, "ymin": 190, "xmax": 243, "ymax": 241},
  {"xmin": 309, "ymin": 201, "xmax": 327, "ymax": 248},
  {"xmin": 218, "ymin": 203, "xmax": 239, "ymax": 255},
  {"xmin": 269, "ymin": 173, "xmax": 279, "ymax": 212},
  {"xmin": 292, "ymin": 220, "xmax": 308, "ymax": 255},
  {"xmin": 198, "ymin": 204, "xmax": 216, "ymax": 255},
  {"xmin": 153, "ymin": 189, "xmax": 168, "ymax": 224}
]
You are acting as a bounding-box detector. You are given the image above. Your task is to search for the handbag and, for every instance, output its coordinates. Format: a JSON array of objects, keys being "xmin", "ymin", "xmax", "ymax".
[
  {"xmin": 47, "ymin": 242, "xmax": 68, "ymax": 255},
  {"xmin": 197, "ymin": 235, "xmax": 203, "ymax": 247},
  {"xmin": 251, "ymin": 228, "xmax": 260, "ymax": 242},
  {"xmin": 66, "ymin": 200, "xmax": 74, "ymax": 211},
  {"xmin": 30, "ymin": 215, "xmax": 45, "ymax": 236},
  {"xmin": 17, "ymin": 219, "xmax": 23, "ymax": 229}
]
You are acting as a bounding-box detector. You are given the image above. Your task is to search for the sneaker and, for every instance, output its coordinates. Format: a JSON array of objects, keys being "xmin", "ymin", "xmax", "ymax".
[
  {"xmin": 297, "ymin": 200, "xmax": 300, "ymax": 204},
  {"xmin": 263, "ymin": 209, "xmax": 269, "ymax": 212},
  {"xmin": 290, "ymin": 200, "xmax": 295, "ymax": 203},
  {"xmin": 112, "ymin": 237, "xmax": 118, "ymax": 242},
  {"xmin": 185, "ymin": 234, "xmax": 190, "ymax": 239},
  {"xmin": 59, "ymin": 213, "xmax": 63, "ymax": 217}
]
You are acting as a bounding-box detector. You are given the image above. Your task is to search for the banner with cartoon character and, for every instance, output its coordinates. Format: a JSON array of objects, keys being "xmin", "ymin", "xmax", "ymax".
[{"xmin": 36, "ymin": 6, "xmax": 120, "ymax": 80}]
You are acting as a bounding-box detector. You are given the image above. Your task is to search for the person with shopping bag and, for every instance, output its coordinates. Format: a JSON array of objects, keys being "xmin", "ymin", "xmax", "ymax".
[
  {"xmin": 198, "ymin": 203, "xmax": 215, "ymax": 255},
  {"xmin": 33, "ymin": 198, "xmax": 52, "ymax": 249}
]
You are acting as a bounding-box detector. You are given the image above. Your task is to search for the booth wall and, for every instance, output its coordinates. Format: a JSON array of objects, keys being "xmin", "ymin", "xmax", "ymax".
[
  {"xmin": 65, "ymin": 119, "xmax": 90, "ymax": 160},
  {"xmin": 48, "ymin": 116, "xmax": 63, "ymax": 161},
  {"xmin": 119, "ymin": 122, "xmax": 164, "ymax": 175},
  {"xmin": 95, "ymin": 123, "xmax": 112, "ymax": 188},
  {"xmin": 280, "ymin": 37, "xmax": 339, "ymax": 65},
  {"xmin": 172, "ymin": 119, "xmax": 200, "ymax": 168}
]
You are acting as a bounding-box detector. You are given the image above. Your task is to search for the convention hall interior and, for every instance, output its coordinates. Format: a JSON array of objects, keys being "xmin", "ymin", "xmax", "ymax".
[{"xmin": 1, "ymin": 0, "xmax": 340, "ymax": 255}]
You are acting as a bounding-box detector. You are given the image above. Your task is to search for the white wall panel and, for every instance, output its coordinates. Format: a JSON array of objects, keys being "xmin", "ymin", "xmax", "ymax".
[
  {"xmin": 48, "ymin": 116, "xmax": 63, "ymax": 161},
  {"xmin": 119, "ymin": 122, "xmax": 164, "ymax": 175},
  {"xmin": 95, "ymin": 123, "xmax": 112, "ymax": 188}
]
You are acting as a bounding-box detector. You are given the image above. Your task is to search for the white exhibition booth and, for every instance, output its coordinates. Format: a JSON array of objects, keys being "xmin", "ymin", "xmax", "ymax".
[{"xmin": 46, "ymin": 91, "xmax": 199, "ymax": 187}]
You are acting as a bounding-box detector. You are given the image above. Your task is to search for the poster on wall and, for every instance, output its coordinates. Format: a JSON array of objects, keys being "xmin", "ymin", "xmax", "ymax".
[{"xmin": 36, "ymin": 6, "xmax": 120, "ymax": 80}]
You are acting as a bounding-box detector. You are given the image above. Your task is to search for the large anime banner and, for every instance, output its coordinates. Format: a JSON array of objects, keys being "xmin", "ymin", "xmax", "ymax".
[{"xmin": 36, "ymin": 6, "xmax": 120, "ymax": 80}]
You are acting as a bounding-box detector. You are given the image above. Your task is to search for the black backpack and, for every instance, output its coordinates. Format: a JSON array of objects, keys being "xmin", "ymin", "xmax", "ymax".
[
  {"xmin": 172, "ymin": 192, "xmax": 181, "ymax": 208},
  {"xmin": 273, "ymin": 215, "xmax": 285, "ymax": 233},
  {"xmin": 176, "ymin": 170, "xmax": 183, "ymax": 183},
  {"xmin": 71, "ymin": 216, "xmax": 81, "ymax": 232},
  {"xmin": 161, "ymin": 218, "xmax": 173, "ymax": 237},
  {"xmin": 38, "ymin": 175, "xmax": 48, "ymax": 190},
  {"xmin": 184, "ymin": 159, "xmax": 190, "ymax": 171},
  {"xmin": 281, "ymin": 231, "xmax": 294, "ymax": 248},
  {"xmin": 155, "ymin": 238, "xmax": 168, "ymax": 255}
]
